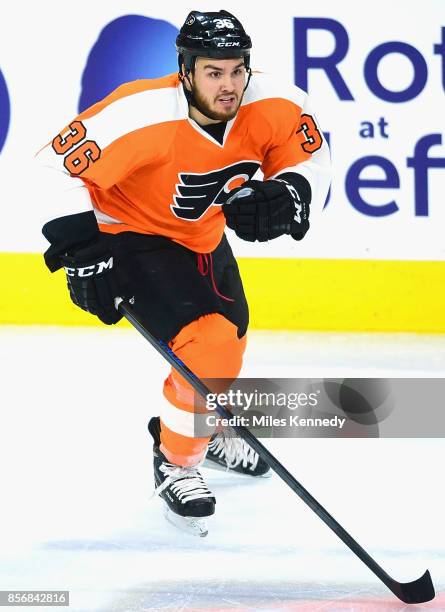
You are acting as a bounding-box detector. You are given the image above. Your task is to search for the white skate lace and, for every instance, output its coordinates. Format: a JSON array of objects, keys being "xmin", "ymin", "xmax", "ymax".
[
  {"xmin": 208, "ymin": 433, "xmax": 259, "ymax": 471},
  {"xmin": 154, "ymin": 462, "xmax": 214, "ymax": 504}
]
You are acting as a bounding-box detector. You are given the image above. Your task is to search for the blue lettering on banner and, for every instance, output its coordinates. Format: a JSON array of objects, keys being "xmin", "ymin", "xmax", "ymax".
[
  {"xmin": 294, "ymin": 18, "xmax": 445, "ymax": 219},
  {"xmin": 359, "ymin": 122, "xmax": 375, "ymax": 139},
  {"xmin": 0, "ymin": 69, "xmax": 10, "ymax": 154},
  {"xmin": 433, "ymin": 27, "xmax": 445, "ymax": 90},
  {"xmin": 364, "ymin": 42, "xmax": 428, "ymax": 103},
  {"xmin": 79, "ymin": 15, "xmax": 178, "ymax": 111},
  {"xmin": 359, "ymin": 118, "xmax": 389, "ymax": 139},
  {"xmin": 345, "ymin": 156, "xmax": 400, "ymax": 217},
  {"xmin": 294, "ymin": 18, "xmax": 354, "ymax": 100},
  {"xmin": 294, "ymin": 18, "xmax": 444, "ymax": 102},
  {"xmin": 407, "ymin": 134, "xmax": 445, "ymax": 217},
  {"xmin": 378, "ymin": 117, "xmax": 389, "ymax": 139}
]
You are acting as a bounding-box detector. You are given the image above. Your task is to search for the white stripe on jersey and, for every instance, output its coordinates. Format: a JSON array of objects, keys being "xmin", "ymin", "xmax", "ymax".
[
  {"xmin": 35, "ymin": 162, "xmax": 93, "ymax": 219},
  {"xmin": 242, "ymin": 72, "xmax": 307, "ymax": 110},
  {"xmin": 94, "ymin": 209, "xmax": 123, "ymax": 225},
  {"xmin": 82, "ymin": 85, "xmax": 186, "ymax": 152}
]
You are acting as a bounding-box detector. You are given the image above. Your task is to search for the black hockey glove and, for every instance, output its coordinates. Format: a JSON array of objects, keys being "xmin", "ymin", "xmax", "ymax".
[
  {"xmin": 60, "ymin": 239, "xmax": 122, "ymax": 325},
  {"xmin": 222, "ymin": 179, "xmax": 310, "ymax": 242}
]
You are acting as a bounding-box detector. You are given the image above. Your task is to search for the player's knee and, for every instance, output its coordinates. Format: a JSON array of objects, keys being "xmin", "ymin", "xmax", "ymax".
[{"xmin": 170, "ymin": 313, "xmax": 246, "ymax": 378}]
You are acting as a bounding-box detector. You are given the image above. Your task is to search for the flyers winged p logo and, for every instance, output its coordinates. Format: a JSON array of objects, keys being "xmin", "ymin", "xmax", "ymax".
[{"xmin": 171, "ymin": 160, "xmax": 260, "ymax": 221}]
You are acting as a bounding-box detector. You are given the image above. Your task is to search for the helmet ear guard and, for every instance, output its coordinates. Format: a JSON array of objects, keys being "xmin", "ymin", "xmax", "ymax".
[{"xmin": 177, "ymin": 52, "xmax": 196, "ymax": 77}]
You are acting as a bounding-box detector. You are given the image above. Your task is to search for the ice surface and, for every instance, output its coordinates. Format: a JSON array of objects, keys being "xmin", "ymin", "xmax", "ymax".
[{"xmin": 0, "ymin": 327, "xmax": 444, "ymax": 611}]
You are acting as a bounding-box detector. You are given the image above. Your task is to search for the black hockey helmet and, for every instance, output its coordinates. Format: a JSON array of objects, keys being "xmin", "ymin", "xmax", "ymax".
[{"xmin": 176, "ymin": 10, "xmax": 252, "ymax": 73}]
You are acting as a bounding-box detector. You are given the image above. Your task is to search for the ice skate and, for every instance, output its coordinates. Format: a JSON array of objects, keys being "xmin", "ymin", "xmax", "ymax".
[
  {"xmin": 204, "ymin": 430, "xmax": 271, "ymax": 477},
  {"xmin": 148, "ymin": 417, "xmax": 215, "ymax": 537}
]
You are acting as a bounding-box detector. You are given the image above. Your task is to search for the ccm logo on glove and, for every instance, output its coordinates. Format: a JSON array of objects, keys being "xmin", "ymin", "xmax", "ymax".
[
  {"xmin": 279, "ymin": 181, "xmax": 304, "ymax": 224},
  {"xmin": 60, "ymin": 246, "xmax": 122, "ymax": 325},
  {"xmin": 222, "ymin": 178, "xmax": 310, "ymax": 242},
  {"xmin": 64, "ymin": 257, "xmax": 114, "ymax": 278}
]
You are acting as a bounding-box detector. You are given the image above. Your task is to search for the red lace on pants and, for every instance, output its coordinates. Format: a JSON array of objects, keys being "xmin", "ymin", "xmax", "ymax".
[{"xmin": 196, "ymin": 253, "xmax": 234, "ymax": 303}]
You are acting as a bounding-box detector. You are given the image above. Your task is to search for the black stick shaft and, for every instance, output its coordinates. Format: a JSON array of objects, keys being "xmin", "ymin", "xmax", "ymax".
[{"xmin": 118, "ymin": 299, "xmax": 434, "ymax": 604}]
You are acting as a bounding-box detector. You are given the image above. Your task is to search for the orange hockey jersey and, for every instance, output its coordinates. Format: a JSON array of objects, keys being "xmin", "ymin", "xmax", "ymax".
[{"xmin": 37, "ymin": 72, "xmax": 330, "ymax": 253}]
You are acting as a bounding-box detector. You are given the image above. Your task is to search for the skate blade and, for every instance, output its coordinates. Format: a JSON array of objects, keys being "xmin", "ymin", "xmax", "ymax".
[{"xmin": 163, "ymin": 506, "xmax": 209, "ymax": 537}]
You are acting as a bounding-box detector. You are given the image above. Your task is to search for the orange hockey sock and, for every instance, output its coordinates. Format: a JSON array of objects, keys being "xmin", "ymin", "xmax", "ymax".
[{"xmin": 159, "ymin": 313, "xmax": 247, "ymax": 466}]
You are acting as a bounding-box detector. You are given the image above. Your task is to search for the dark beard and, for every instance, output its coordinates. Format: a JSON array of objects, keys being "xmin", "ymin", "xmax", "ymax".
[{"xmin": 192, "ymin": 88, "xmax": 242, "ymax": 121}]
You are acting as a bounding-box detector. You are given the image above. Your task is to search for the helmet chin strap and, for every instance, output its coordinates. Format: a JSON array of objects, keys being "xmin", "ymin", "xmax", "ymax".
[
  {"xmin": 179, "ymin": 68, "xmax": 252, "ymax": 122},
  {"xmin": 181, "ymin": 72, "xmax": 212, "ymax": 120}
]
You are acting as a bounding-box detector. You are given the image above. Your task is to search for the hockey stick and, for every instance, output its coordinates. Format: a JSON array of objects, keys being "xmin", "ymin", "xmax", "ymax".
[{"xmin": 116, "ymin": 298, "xmax": 435, "ymax": 605}]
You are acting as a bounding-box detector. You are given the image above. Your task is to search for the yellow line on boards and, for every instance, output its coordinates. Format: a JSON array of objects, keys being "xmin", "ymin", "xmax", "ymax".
[{"xmin": 1, "ymin": 253, "xmax": 444, "ymax": 333}]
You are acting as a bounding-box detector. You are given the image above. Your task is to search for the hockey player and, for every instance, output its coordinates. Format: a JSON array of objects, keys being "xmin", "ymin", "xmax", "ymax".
[{"xmin": 37, "ymin": 10, "xmax": 331, "ymax": 535}]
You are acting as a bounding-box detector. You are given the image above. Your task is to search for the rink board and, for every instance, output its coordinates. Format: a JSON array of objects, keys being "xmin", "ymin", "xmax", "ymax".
[{"xmin": 1, "ymin": 252, "xmax": 445, "ymax": 332}]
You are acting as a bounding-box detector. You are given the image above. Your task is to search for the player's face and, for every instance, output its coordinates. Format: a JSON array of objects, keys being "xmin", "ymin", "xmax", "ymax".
[{"xmin": 189, "ymin": 57, "xmax": 247, "ymax": 122}]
